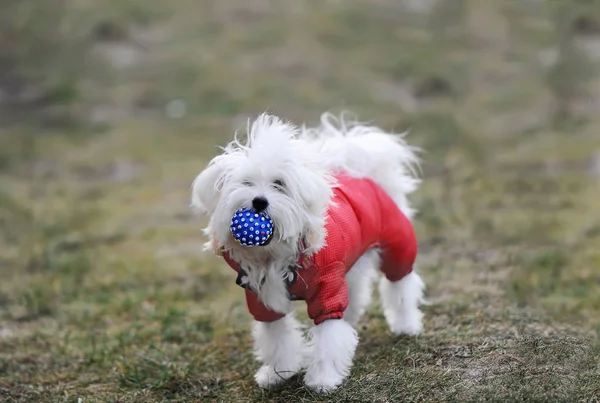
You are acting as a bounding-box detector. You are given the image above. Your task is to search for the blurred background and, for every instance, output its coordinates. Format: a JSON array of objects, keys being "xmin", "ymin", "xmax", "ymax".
[{"xmin": 1, "ymin": 0, "xmax": 599, "ymax": 401}]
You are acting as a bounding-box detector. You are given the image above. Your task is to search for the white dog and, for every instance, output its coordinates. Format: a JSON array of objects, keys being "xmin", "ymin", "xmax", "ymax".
[{"xmin": 191, "ymin": 112, "xmax": 425, "ymax": 393}]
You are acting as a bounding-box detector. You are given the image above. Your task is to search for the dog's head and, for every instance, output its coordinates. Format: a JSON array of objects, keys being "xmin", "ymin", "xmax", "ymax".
[{"xmin": 191, "ymin": 114, "xmax": 333, "ymax": 258}]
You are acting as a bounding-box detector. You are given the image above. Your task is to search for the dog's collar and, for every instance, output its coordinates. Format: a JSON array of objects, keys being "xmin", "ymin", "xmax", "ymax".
[
  {"xmin": 233, "ymin": 249, "xmax": 314, "ymax": 301},
  {"xmin": 230, "ymin": 240, "xmax": 310, "ymax": 290},
  {"xmin": 235, "ymin": 264, "xmax": 299, "ymax": 293}
]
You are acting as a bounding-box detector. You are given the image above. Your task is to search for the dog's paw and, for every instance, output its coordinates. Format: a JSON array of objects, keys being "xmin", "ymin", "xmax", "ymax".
[
  {"xmin": 304, "ymin": 368, "xmax": 345, "ymax": 394},
  {"xmin": 389, "ymin": 311, "xmax": 423, "ymax": 336},
  {"xmin": 304, "ymin": 380, "xmax": 341, "ymax": 394},
  {"xmin": 254, "ymin": 365, "xmax": 296, "ymax": 389},
  {"xmin": 391, "ymin": 321, "xmax": 422, "ymax": 336}
]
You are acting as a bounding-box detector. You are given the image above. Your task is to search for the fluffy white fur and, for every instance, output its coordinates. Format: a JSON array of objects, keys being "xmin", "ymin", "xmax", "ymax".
[
  {"xmin": 252, "ymin": 314, "xmax": 307, "ymax": 388},
  {"xmin": 379, "ymin": 271, "xmax": 426, "ymax": 335},
  {"xmin": 304, "ymin": 318, "xmax": 358, "ymax": 392},
  {"xmin": 344, "ymin": 249, "xmax": 380, "ymax": 327},
  {"xmin": 191, "ymin": 112, "xmax": 426, "ymax": 393}
]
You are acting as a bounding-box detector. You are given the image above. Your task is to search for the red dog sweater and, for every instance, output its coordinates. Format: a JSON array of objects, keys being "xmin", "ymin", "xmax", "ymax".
[{"xmin": 222, "ymin": 173, "xmax": 418, "ymax": 325}]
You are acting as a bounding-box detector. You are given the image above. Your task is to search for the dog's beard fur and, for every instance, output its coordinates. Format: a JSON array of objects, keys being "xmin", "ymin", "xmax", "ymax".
[{"xmin": 191, "ymin": 114, "xmax": 334, "ymax": 313}]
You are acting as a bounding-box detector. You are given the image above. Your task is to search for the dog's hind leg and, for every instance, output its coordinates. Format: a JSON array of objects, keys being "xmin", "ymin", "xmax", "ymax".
[
  {"xmin": 375, "ymin": 184, "xmax": 424, "ymax": 336},
  {"xmin": 378, "ymin": 271, "xmax": 425, "ymax": 336},
  {"xmin": 344, "ymin": 249, "xmax": 380, "ymax": 327}
]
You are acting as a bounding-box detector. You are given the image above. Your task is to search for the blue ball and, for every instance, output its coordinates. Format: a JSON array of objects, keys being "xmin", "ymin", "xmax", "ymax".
[{"xmin": 230, "ymin": 208, "xmax": 274, "ymax": 247}]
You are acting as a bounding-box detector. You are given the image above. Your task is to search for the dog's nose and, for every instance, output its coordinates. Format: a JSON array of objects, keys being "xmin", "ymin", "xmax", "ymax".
[{"xmin": 252, "ymin": 197, "xmax": 269, "ymax": 212}]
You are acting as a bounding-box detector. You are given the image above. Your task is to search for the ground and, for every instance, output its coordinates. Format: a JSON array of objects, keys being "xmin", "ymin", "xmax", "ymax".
[{"xmin": 1, "ymin": 1, "xmax": 600, "ymax": 402}]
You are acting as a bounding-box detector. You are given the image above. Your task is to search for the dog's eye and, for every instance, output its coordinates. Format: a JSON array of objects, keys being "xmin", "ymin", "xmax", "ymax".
[
  {"xmin": 242, "ymin": 180, "xmax": 253, "ymax": 187},
  {"xmin": 272, "ymin": 179, "xmax": 286, "ymax": 191}
]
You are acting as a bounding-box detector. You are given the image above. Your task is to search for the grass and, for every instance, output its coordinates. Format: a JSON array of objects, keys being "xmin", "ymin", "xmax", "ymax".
[{"xmin": 1, "ymin": 0, "xmax": 600, "ymax": 401}]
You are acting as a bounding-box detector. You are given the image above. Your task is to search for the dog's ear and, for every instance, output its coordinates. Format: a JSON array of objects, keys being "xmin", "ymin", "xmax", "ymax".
[
  {"xmin": 191, "ymin": 156, "xmax": 228, "ymax": 215},
  {"xmin": 303, "ymin": 223, "xmax": 326, "ymax": 255},
  {"xmin": 299, "ymin": 167, "xmax": 334, "ymax": 255}
]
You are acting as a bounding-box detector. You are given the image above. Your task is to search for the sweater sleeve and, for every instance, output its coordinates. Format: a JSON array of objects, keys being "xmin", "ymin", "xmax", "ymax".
[
  {"xmin": 378, "ymin": 190, "xmax": 418, "ymax": 282},
  {"xmin": 244, "ymin": 288, "xmax": 286, "ymax": 323},
  {"xmin": 222, "ymin": 251, "xmax": 240, "ymax": 272},
  {"xmin": 222, "ymin": 251, "xmax": 284, "ymax": 323},
  {"xmin": 305, "ymin": 260, "xmax": 349, "ymax": 325}
]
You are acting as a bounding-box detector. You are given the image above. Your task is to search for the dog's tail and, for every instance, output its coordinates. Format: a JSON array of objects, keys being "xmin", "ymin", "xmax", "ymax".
[{"xmin": 301, "ymin": 112, "xmax": 421, "ymax": 219}]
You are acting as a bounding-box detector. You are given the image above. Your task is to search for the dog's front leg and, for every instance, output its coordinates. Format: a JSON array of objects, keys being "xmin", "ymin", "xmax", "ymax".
[
  {"xmin": 304, "ymin": 319, "xmax": 358, "ymax": 393},
  {"xmin": 252, "ymin": 314, "xmax": 306, "ymax": 388}
]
